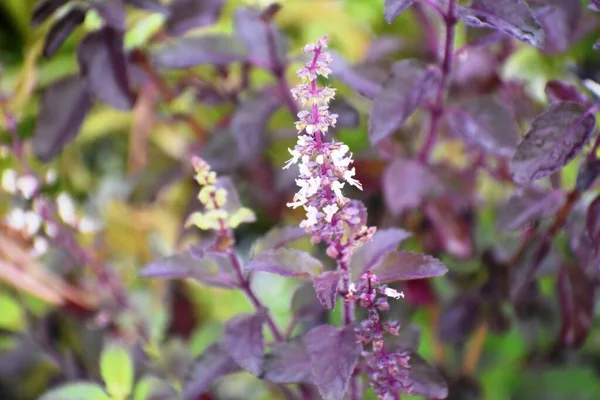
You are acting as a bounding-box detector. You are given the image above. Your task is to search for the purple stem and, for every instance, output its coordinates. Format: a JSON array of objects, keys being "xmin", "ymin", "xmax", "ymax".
[{"xmin": 418, "ymin": 0, "xmax": 458, "ymax": 163}]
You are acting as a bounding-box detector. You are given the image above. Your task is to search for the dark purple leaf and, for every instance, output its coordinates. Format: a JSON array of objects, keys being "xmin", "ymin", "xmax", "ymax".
[
  {"xmin": 245, "ymin": 248, "xmax": 323, "ymax": 280},
  {"xmin": 384, "ymin": 324, "xmax": 422, "ymax": 352},
  {"xmin": 312, "ymin": 271, "xmax": 342, "ymax": 310},
  {"xmin": 557, "ymin": 264, "xmax": 595, "ymax": 348},
  {"xmin": 545, "ymin": 80, "xmax": 588, "ymax": 103},
  {"xmin": 437, "ymin": 294, "xmax": 481, "ymax": 344},
  {"xmin": 365, "ymin": 35, "xmax": 404, "ymax": 62},
  {"xmin": 183, "ymin": 344, "xmax": 240, "ymax": 400},
  {"xmin": 151, "ymin": 34, "xmax": 248, "ymax": 69},
  {"xmin": 425, "ymin": 198, "xmax": 473, "ymax": 259},
  {"xmin": 252, "ymin": 226, "xmax": 308, "ymax": 255},
  {"xmin": 33, "ymin": 75, "xmax": 92, "ymax": 162},
  {"xmin": 510, "ymin": 102, "xmax": 596, "ymax": 184},
  {"xmin": 201, "ymin": 128, "xmax": 243, "ymax": 173},
  {"xmin": 329, "ymin": 98, "xmax": 360, "ymax": 129},
  {"xmin": 371, "ymin": 251, "xmax": 448, "ymax": 283},
  {"xmin": 231, "ymin": 91, "xmax": 280, "ymax": 160},
  {"xmin": 409, "ymin": 353, "xmax": 448, "ymax": 399},
  {"xmin": 125, "ymin": 0, "xmax": 170, "ymax": 14},
  {"xmin": 510, "ymin": 238, "xmax": 552, "ymax": 301},
  {"xmin": 576, "ymin": 158, "xmax": 600, "ymax": 192},
  {"xmin": 369, "ymin": 59, "xmax": 441, "ymax": 145},
  {"xmin": 586, "ymin": 195, "xmax": 600, "ymax": 243},
  {"xmin": 166, "ymin": 0, "xmax": 224, "ymax": 36},
  {"xmin": 91, "ymin": 0, "xmax": 126, "ymax": 31},
  {"xmin": 261, "ymin": 338, "xmax": 312, "ymax": 384},
  {"xmin": 303, "ymin": 325, "xmax": 361, "ymax": 400},
  {"xmin": 496, "ymin": 187, "xmax": 564, "ymax": 230},
  {"xmin": 221, "ymin": 312, "xmax": 265, "ymax": 375},
  {"xmin": 330, "ymin": 52, "xmax": 388, "ymax": 99},
  {"xmin": 31, "ymin": 0, "xmax": 68, "ymax": 27},
  {"xmin": 529, "ymin": 0, "xmax": 582, "ymax": 54},
  {"xmin": 350, "ymin": 228, "xmax": 412, "ymax": 278},
  {"xmin": 383, "ymin": 158, "xmax": 440, "ymax": 215},
  {"xmin": 234, "ymin": 7, "xmax": 288, "ymax": 69},
  {"xmin": 78, "ymin": 27, "xmax": 134, "ymax": 110},
  {"xmin": 43, "ymin": 7, "xmax": 87, "ymax": 58},
  {"xmin": 590, "ymin": 0, "xmax": 600, "ymax": 12},
  {"xmin": 291, "ymin": 282, "xmax": 324, "ymax": 320},
  {"xmin": 459, "ymin": 0, "xmax": 544, "ymax": 47},
  {"xmin": 446, "ymin": 96, "xmax": 520, "ymax": 157},
  {"xmin": 384, "ymin": 0, "xmax": 417, "ymax": 24}
]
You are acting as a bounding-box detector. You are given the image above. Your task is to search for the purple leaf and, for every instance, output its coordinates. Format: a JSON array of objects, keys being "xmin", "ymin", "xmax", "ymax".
[
  {"xmin": 437, "ymin": 294, "xmax": 481, "ymax": 344},
  {"xmin": 384, "ymin": 0, "xmax": 417, "ymax": 24},
  {"xmin": 371, "ymin": 251, "xmax": 448, "ymax": 283},
  {"xmin": 78, "ymin": 27, "xmax": 135, "ymax": 110},
  {"xmin": 245, "ymin": 248, "xmax": 323, "ymax": 280},
  {"xmin": 183, "ymin": 344, "xmax": 240, "ymax": 400},
  {"xmin": 496, "ymin": 187, "xmax": 564, "ymax": 230},
  {"xmin": 43, "ymin": 7, "xmax": 87, "ymax": 58},
  {"xmin": 425, "ymin": 198, "xmax": 473, "ymax": 259},
  {"xmin": 330, "ymin": 52, "xmax": 388, "ymax": 99},
  {"xmin": 252, "ymin": 226, "xmax": 308, "ymax": 254},
  {"xmin": 590, "ymin": 0, "xmax": 600, "ymax": 12},
  {"xmin": 125, "ymin": 0, "xmax": 170, "ymax": 14},
  {"xmin": 545, "ymin": 80, "xmax": 588, "ymax": 103},
  {"xmin": 576, "ymin": 158, "xmax": 600, "ymax": 192},
  {"xmin": 409, "ymin": 353, "xmax": 449, "ymax": 399},
  {"xmin": 221, "ymin": 312, "xmax": 265, "ymax": 375},
  {"xmin": 446, "ymin": 96, "xmax": 520, "ymax": 157},
  {"xmin": 510, "ymin": 102, "xmax": 596, "ymax": 184},
  {"xmin": 459, "ymin": 0, "xmax": 544, "ymax": 48},
  {"xmin": 33, "ymin": 75, "xmax": 92, "ymax": 162},
  {"xmin": 312, "ymin": 271, "xmax": 342, "ymax": 310},
  {"xmin": 365, "ymin": 35, "xmax": 404, "ymax": 62},
  {"xmin": 291, "ymin": 282, "xmax": 324, "ymax": 320},
  {"xmin": 303, "ymin": 325, "xmax": 361, "ymax": 400},
  {"xmin": 166, "ymin": 0, "xmax": 224, "ymax": 36},
  {"xmin": 350, "ymin": 228, "xmax": 412, "ymax": 278},
  {"xmin": 383, "ymin": 159, "xmax": 440, "ymax": 215},
  {"xmin": 529, "ymin": 0, "xmax": 582, "ymax": 54},
  {"xmin": 31, "ymin": 0, "xmax": 68, "ymax": 27},
  {"xmin": 234, "ymin": 7, "xmax": 288, "ymax": 69},
  {"xmin": 261, "ymin": 338, "xmax": 312, "ymax": 384},
  {"xmin": 151, "ymin": 34, "xmax": 248, "ymax": 69},
  {"xmin": 329, "ymin": 98, "xmax": 360, "ymax": 129},
  {"xmin": 586, "ymin": 195, "xmax": 600, "ymax": 243},
  {"xmin": 557, "ymin": 264, "xmax": 595, "ymax": 348},
  {"xmin": 91, "ymin": 0, "xmax": 126, "ymax": 31},
  {"xmin": 200, "ymin": 128, "xmax": 243, "ymax": 173},
  {"xmin": 369, "ymin": 59, "xmax": 441, "ymax": 145}
]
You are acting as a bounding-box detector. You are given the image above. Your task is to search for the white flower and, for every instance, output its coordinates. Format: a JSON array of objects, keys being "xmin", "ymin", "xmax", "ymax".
[
  {"xmin": 79, "ymin": 216, "xmax": 101, "ymax": 234},
  {"xmin": 44, "ymin": 169, "xmax": 57, "ymax": 184},
  {"xmin": 57, "ymin": 193, "xmax": 77, "ymax": 226},
  {"xmin": 331, "ymin": 180, "xmax": 346, "ymax": 202},
  {"xmin": 283, "ymin": 148, "xmax": 302, "ymax": 169},
  {"xmin": 16, "ymin": 175, "xmax": 39, "ymax": 199},
  {"xmin": 5, "ymin": 208, "xmax": 25, "ymax": 231},
  {"xmin": 316, "ymin": 155, "xmax": 324, "ymax": 164},
  {"xmin": 32, "ymin": 237, "xmax": 49, "ymax": 257},
  {"xmin": 348, "ymin": 282, "xmax": 357, "ymax": 294},
  {"xmin": 343, "ymin": 168, "xmax": 362, "ymax": 190},
  {"xmin": 23, "ymin": 210, "xmax": 42, "ymax": 237},
  {"xmin": 331, "ymin": 145, "xmax": 352, "ymax": 169},
  {"xmin": 1, "ymin": 169, "xmax": 17, "ymax": 193},
  {"xmin": 44, "ymin": 221, "xmax": 59, "ymax": 238},
  {"xmin": 323, "ymin": 203, "xmax": 339, "ymax": 222},
  {"xmin": 384, "ymin": 287, "xmax": 404, "ymax": 299},
  {"xmin": 300, "ymin": 206, "xmax": 319, "ymax": 228}
]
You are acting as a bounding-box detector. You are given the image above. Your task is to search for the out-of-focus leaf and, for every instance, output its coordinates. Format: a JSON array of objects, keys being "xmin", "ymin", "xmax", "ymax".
[
  {"xmin": 31, "ymin": 0, "xmax": 68, "ymax": 27},
  {"xmin": 291, "ymin": 282, "xmax": 323, "ymax": 320},
  {"xmin": 369, "ymin": 59, "xmax": 441, "ymax": 145},
  {"xmin": 371, "ymin": 251, "xmax": 448, "ymax": 283},
  {"xmin": 78, "ymin": 27, "xmax": 135, "ymax": 110},
  {"xmin": 545, "ymin": 80, "xmax": 588, "ymax": 103},
  {"xmin": 383, "ymin": 159, "xmax": 440, "ymax": 215},
  {"xmin": 384, "ymin": 0, "xmax": 418, "ymax": 24},
  {"xmin": 510, "ymin": 102, "xmax": 596, "ymax": 184},
  {"xmin": 166, "ymin": 0, "xmax": 224, "ymax": 36},
  {"xmin": 32, "ymin": 75, "xmax": 92, "ymax": 162},
  {"xmin": 365, "ymin": 35, "xmax": 404, "ymax": 62},
  {"xmin": 39, "ymin": 382, "xmax": 110, "ymax": 400},
  {"xmin": 409, "ymin": 354, "xmax": 449, "ymax": 399},
  {"xmin": 0, "ymin": 293, "xmax": 26, "ymax": 332},
  {"xmin": 512, "ymin": 367, "xmax": 600, "ymax": 400},
  {"xmin": 590, "ymin": 0, "xmax": 600, "ymax": 12},
  {"xmin": 446, "ymin": 96, "xmax": 520, "ymax": 157},
  {"xmin": 43, "ymin": 7, "xmax": 87, "ymax": 58},
  {"xmin": 425, "ymin": 198, "xmax": 473, "ymax": 259},
  {"xmin": 586, "ymin": 195, "xmax": 600, "ymax": 243},
  {"xmin": 245, "ymin": 248, "xmax": 323, "ymax": 280},
  {"xmin": 312, "ymin": 271, "xmax": 341, "ymax": 310},
  {"xmin": 459, "ymin": 0, "xmax": 544, "ymax": 48},
  {"xmin": 100, "ymin": 345, "xmax": 134, "ymax": 400},
  {"xmin": 496, "ymin": 187, "xmax": 564, "ymax": 230},
  {"xmin": 303, "ymin": 325, "xmax": 361, "ymax": 400},
  {"xmin": 183, "ymin": 344, "xmax": 240, "ymax": 400},
  {"xmin": 151, "ymin": 34, "xmax": 248, "ymax": 69},
  {"xmin": 576, "ymin": 158, "xmax": 600, "ymax": 192},
  {"xmin": 330, "ymin": 98, "xmax": 360, "ymax": 129},
  {"xmin": 221, "ymin": 312, "xmax": 265, "ymax": 375},
  {"xmin": 125, "ymin": 0, "xmax": 170, "ymax": 14},
  {"xmin": 261, "ymin": 338, "xmax": 312, "ymax": 384},
  {"xmin": 133, "ymin": 375, "xmax": 177, "ymax": 400},
  {"xmin": 252, "ymin": 226, "xmax": 307, "ymax": 255},
  {"xmin": 350, "ymin": 228, "xmax": 412, "ymax": 278},
  {"xmin": 128, "ymin": 84, "xmax": 157, "ymax": 175},
  {"xmin": 557, "ymin": 264, "xmax": 595, "ymax": 348},
  {"xmin": 330, "ymin": 52, "xmax": 388, "ymax": 99},
  {"xmin": 92, "ymin": 0, "xmax": 126, "ymax": 31},
  {"xmin": 437, "ymin": 294, "xmax": 481, "ymax": 344},
  {"xmin": 529, "ymin": 0, "xmax": 581, "ymax": 54}
]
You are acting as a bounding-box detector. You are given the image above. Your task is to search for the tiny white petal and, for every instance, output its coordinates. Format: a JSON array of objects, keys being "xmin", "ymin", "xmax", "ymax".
[
  {"xmin": 1, "ymin": 169, "xmax": 18, "ymax": 194},
  {"xmin": 5, "ymin": 208, "xmax": 26, "ymax": 230},
  {"xmin": 79, "ymin": 216, "xmax": 101, "ymax": 234},
  {"xmin": 16, "ymin": 175, "xmax": 39, "ymax": 199},
  {"xmin": 32, "ymin": 237, "xmax": 49, "ymax": 256},
  {"xmin": 57, "ymin": 193, "xmax": 78, "ymax": 226},
  {"xmin": 384, "ymin": 288, "xmax": 404, "ymax": 299},
  {"xmin": 23, "ymin": 211, "xmax": 42, "ymax": 237}
]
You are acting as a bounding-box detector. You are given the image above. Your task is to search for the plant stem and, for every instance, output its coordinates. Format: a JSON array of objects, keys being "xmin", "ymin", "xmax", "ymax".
[
  {"xmin": 418, "ymin": 0, "xmax": 458, "ymax": 163},
  {"xmin": 462, "ymin": 322, "xmax": 488, "ymax": 376}
]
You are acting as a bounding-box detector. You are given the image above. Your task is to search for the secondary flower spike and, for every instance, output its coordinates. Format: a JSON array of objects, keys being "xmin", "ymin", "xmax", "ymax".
[{"xmin": 284, "ymin": 36, "xmax": 375, "ymax": 260}]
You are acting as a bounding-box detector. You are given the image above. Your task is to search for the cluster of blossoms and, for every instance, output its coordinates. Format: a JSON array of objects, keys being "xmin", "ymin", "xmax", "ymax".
[
  {"xmin": 185, "ymin": 157, "xmax": 256, "ymax": 233},
  {"xmin": 284, "ymin": 36, "xmax": 375, "ymax": 260},
  {"xmin": 348, "ymin": 272, "xmax": 412, "ymax": 399}
]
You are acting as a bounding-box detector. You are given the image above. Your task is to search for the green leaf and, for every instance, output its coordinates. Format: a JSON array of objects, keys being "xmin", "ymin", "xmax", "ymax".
[
  {"xmin": 100, "ymin": 345, "xmax": 134, "ymax": 400},
  {"xmin": 0, "ymin": 293, "xmax": 26, "ymax": 332},
  {"xmin": 39, "ymin": 382, "xmax": 110, "ymax": 400}
]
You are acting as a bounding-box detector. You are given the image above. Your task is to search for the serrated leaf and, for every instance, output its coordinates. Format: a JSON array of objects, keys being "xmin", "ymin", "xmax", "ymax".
[
  {"xmin": 33, "ymin": 75, "xmax": 93, "ymax": 162},
  {"xmin": 78, "ymin": 27, "xmax": 134, "ymax": 110},
  {"xmin": 409, "ymin": 354, "xmax": 449, "ymax": 399},
  {"xmin": 369, "ymin": 59, "xmax": 441, "ymax": 145},
  {"xmin": 245, "ymin": 248, "xmax": 323, "ymax": 280},
  {"xmin": 303, "ymin": 325, "xmax": 361, "ymax": 400},
  {"xmin": 166, "ymin": 0, "xmax": 224, "ymax": 36},
  {"xmin": 43, "ymin": 7, "xmax": 87, "ymax": 58},
  {"xmin": 371, "ymin": 251, "xmax": 448, "ymax": 283},
  {"xmin": 557, "ymin": 264, "xmax": 595, "ymax": 348},
  {"xmin": 383, "ymin": 159, "xmax": 440, "ymax": 216},
  {"xmin": 459, "ymin": 0, "xmax": 544, "ymax": 47},
  {"xmin": 510, "ymin": 102, "xmax": 596, "ymax": 184},
  {"xmin": 39, "ymin": 382, "xmax": 110, "ymax": 400},
  {"xmin": 100, "ymin": 345, "xmax": 134, "ymax": 400},
  {"xmin": 252, "ymin": 226, "xmax": 307, "ymax": 255},
  {"xmin": 312, "ymin": 271, "xmax": 341, "ymax": 310},
  {"xmin": 446, "ymin": 96, "xmax": 520, "ymax": 157},
  {"xmin": 384, "ymin": 0, "xmax": 418, "ymax": 23},
  {"xmin": 151, "ymin": 34, "xmax": 248, "ymax": 69},
  {"xmin": 183, "ymin": 344, "xmax": 240, "ymax": 400},
  {"xmin": 261, "ymin": 338, "xmax": 312, "ymax": 384},
  {"xmin": 32, "ymin": 0, "xmax": 68, "ymax": 27},
  {"xmin": 496, "ymin": 187, "xmax": 564, "ymax": 230},
  {"xmin": 220, "ymin": 312, "xmax": 265, "ymax": 376},
  {"xmin": 350, "ymin": 228, "xmax": 412, "ymax": 278}
]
